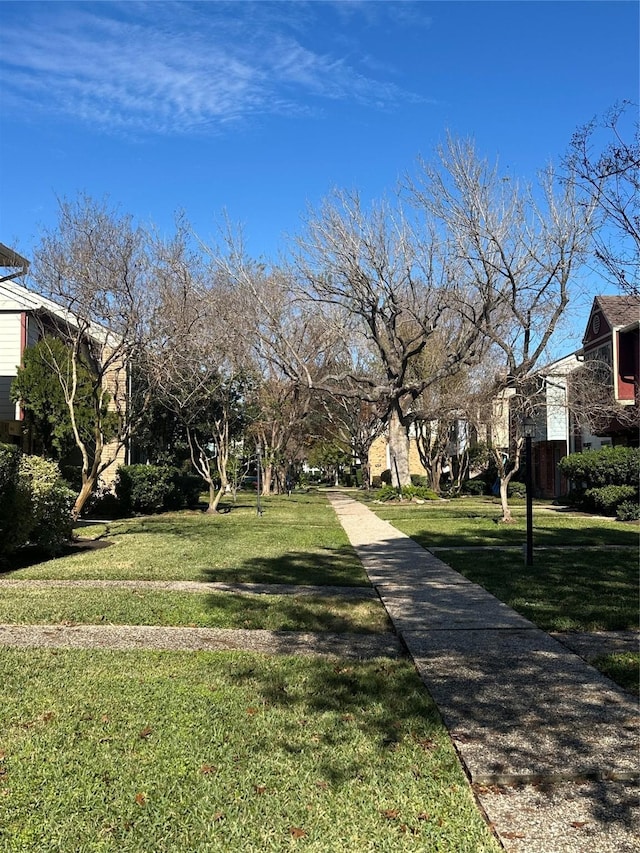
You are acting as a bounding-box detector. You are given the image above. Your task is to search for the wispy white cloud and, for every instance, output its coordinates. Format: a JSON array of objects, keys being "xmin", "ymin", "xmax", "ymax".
[{"xmin": 0, "ymin": 1, "xmax": 428, "ymax": 137}]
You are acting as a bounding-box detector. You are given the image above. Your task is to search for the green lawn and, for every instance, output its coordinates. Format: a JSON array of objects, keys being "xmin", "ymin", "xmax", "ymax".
[
  {"xmin": 364, "ymin": 495, "xmax": 640, "ymax": 548},
  {"xmin": 0, "ymin": 587, "xmax": 390, "ymax": 633},
  {"xmin": 439, "ymin": 548, "xmax": 638, "ymax": 632},
  {"xmin": 1, "ymin": 489, "xmax": 636, "ymax": 848},
  {"xmin": 0, "ymin": 649, "xmax": 499, "ymax": 853},
  {"xmin": 2, "ymin": 494, "xmax": 369, "ymax": 585}
]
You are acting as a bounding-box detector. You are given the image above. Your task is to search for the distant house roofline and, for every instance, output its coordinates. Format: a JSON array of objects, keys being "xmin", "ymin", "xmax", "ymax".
[{"xmin": 0, "ymin": 243, "xmax": 30, "ymax": 282}]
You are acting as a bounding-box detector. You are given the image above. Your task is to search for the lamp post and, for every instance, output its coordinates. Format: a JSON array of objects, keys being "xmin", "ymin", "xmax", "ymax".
[
  {"xmin": 256, "ymin": 444, "xmax": 263, "ymax": 517},
  {"xmin": 523, "ymin": 416, "xmax": 535, "ymax": 567}
]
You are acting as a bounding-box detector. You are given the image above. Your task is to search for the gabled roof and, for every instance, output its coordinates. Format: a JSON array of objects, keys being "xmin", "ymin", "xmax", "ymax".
[
  {"xmin": 0, "ymin": 277, "xmax": 115, "ymax": 346},
  {"xmin": 583, "ymin": 294, "xmax": 640, "ymax": 347},
  {"xmin": 595, "ymin": 295, "xmax": 640, "ymax": 331}
]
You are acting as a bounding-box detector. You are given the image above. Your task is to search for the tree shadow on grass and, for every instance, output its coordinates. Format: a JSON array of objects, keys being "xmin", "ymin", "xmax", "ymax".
[
  {"xmin": 0, "ymin": 538, "xmax": 113, "ymax": 574},
  {"xmin": 218, "ymin": 653, "xmax": 443, "ymax": 789},
  {"xmin": 201, "ymin": 547, "xmax": 370, "ymax": 587}
]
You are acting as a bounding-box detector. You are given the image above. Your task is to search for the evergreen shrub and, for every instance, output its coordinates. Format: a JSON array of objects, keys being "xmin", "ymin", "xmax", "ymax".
[
  {"xmin": 558, "ymin": 447, "xmax": 639, "ymax": 515},
  {"xmin": 116, "ymin": 464, "xmax": 202, "ymax": 515},
  {"xmin": 0, "ymin": 446, "xmax": 74, "ymax": 556}
]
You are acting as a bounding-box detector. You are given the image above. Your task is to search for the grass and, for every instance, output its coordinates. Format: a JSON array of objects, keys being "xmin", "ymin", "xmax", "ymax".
[
  {"xmin": 591, "ymin": 653, "xmax": 640, "ymax": 697},
  {"xmin": 2, "ymin": 494, "xmax": 369, "ymax": 586},
  {"xmin": 363, "ymin": 495, "xmax": 640, "ymax": 548},
  {"xmin": 438, "ymin": 548, "xmax": 638, "ymax": 632},
  {"xmin": 0, "ymin": 649, "xmax": 500, "ymax": 853},
  {"xmin": 363, "ymin": 494, "xmax": 639, "ymax": 693},
  {"xmin": 0, "ymin": 587, "xmax": 391, "ymax": 633}
]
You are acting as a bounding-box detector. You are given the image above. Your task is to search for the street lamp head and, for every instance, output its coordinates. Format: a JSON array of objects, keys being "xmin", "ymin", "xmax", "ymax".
[{"xmin": 523, "ymin": 416, "xmax": 536, "ymax": 438}]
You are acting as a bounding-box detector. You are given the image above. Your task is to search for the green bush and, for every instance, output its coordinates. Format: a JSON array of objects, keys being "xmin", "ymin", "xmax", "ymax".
[
  {"xmin": 617, "ymin": 499, "xmax": 640, "ymax": 522},
  {"xmin": 559, "ymin": 446, "xmax": 640, "ymax": 489},
  {"xmin": 380, "ymin": 469, "xmax": 392, "ymax": 485},
  {"xmin": 116, "ymin": 465, "xmax": 202, "ymax": 515},
  {"xmin": 0, "ymin": 443, "xmax": 28, "ymax": 555},
  {"xmin": 508, "ymin": 481, "xmax": 527, "ymax": 499},
  {"xmin": 584, "ymin": 485, "xmax": 638, "ymax": 516},
  {"xmin": 461, "ymin": 478, "xmax": 486, "ymax": 496},
  {"xmin": 0, "ymin": 448, "xmax": 74, "ymax": 557},
  {"xmin": 410, "ymin": 474, "xmax": 429, "ymax": 487},
  {"xmin": 19, "ymin": 455, "xmax": 75, "ymax": 552},
  {"xmin": 559, "ymin": 447, "xmax": 639, "ymax": 515},
  {"xmin": 375, "ymin": 484, "xmax": 439, "ymax": 502}
]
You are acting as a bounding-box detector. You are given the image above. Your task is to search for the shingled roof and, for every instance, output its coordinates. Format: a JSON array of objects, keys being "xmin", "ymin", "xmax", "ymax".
[{"xmin": 596, "ymin": 295, "xmax": 640, "ymax": 330}]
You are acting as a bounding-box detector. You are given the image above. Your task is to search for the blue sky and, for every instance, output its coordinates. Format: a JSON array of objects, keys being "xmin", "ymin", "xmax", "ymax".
[{"xmin": 0, "ymin": 0, "xmax": 637, "ymax": 346}]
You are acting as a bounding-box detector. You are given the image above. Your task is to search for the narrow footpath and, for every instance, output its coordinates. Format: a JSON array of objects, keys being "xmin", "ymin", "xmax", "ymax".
[{"xmin": 328, "ymin": 492, "xmax": 639, "ymax": 853}]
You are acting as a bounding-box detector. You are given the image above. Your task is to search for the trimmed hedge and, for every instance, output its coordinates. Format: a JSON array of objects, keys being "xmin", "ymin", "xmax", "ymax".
[
  {"xmin": 559, "ymin": 446, "xmax": 640, "ymax": 516},
  {"xmin": 376, "ymin": 484, "xmax": 439, "ymax": 502},
  {"xmin": 0, "ymin": 445, "xmax": 74, "ymax": 556},
  {"xmin": 558, "ymin": 446, "xmax": 640, "ymax": 488},
  {"xmin": 116, "ymin": 464, "xmax": 202, "ymax": 515}
]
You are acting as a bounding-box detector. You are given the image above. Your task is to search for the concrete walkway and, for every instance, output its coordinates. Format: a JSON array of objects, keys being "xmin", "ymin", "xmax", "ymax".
[{"xmin": 328, "ymin": 492, "xmax": 639, "ymax": 853}]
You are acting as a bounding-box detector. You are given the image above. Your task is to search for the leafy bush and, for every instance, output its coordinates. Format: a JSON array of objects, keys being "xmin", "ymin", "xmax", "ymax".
[
  {"xmin": 116, "ymin": 465, "xmax": 202, "ymax": 515},
  {"xmin": 375, "ymin": 484, "xmax": 439, "ymax": 502},
  {"xmin": 585, "ymin": 485, "xmax": 638, "ymax": 516},
  {"xmin": 559, "ymin": 446, "xmax": 640, "ymax": 489},
  {"xmin": 0, "ymin": 444, "xmax": 29, "ymax": 555},
  {"xmin": 410, "ymin": 474, "xmax": 429, "ymax": 487},
  {"xmin": 1, "ymin": 448, "xmax": 74, "ymax": 556},
  {"xmin": 461, "ymin": 478, "xmax": 486, "ymax": 496},
  {"xmin": 19, "ymin": 455, "xmax": 75, "ymax": 552},
  {"xmin": 176, "ymin": 471, "xmax": 204, "ymax": 508},
  {"xmin": 508, "ymin": 481, "xmax": 527, "ymax": 499},
  {"xmin": 617, "ymin": 500, "xmax": 640, "ymax": 522},
  {"xmin": 559, "ymin": 447, "xmax": 639, "ymax": 515},
  {"xmin": 380, "ymin": 469, "xmax": 392, "ymax": 486}
]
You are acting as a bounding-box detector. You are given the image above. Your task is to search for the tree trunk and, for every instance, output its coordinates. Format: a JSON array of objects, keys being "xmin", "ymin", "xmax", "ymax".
[
  {"xmin": 498, "ymin": 474, "xmax": 514, "ymax": 523},
  {"xmin": 262, "ymin": 463, "xmax": 272, "ymax": 496},
  {"xmin": 71, "ymin": 475, "xmax": 97, "ymax": 520},
  {"xmin": 207, "ymin": 482, "xmax": 225, "ymax": 513},
  {"xmin": 388, "ymin": 409, "xmax": 411, "ymax": 488}
]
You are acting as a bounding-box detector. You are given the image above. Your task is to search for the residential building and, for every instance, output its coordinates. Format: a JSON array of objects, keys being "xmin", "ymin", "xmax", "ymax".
[{"xmin": 0, "ymin": 246, "xmax": 128, "ymax": 486}]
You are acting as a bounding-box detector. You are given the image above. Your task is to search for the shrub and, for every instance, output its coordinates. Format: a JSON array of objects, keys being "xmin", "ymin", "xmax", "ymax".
[
  {"xmin": 375, "ymin": 484, "xmax": 439, "ymax": 502},
  {"xmin": 410, "ymin": 474, "xmax": 429, "ymax": 487},
  {"xmin": 19, "ymin": 455, "xmax": 75, "ymax": 553},
  {"xmin": 508, "ymin": 481, "xmax": 527, "ymax": 499},
  {"xmin": 116, "ymin": 465, "xmax": 203, "ymax": 515},
  {"xmin": 380, "ymin": 469, "xmax": 392, "ymax": 485},
  {"xmin": 559, "ymin": 446, "xmax": 640, "ymax": 489},
  {"xmin": 462, "ymin": 478, "xmax": 486, "ymax": 496},
  {"xmin": 176, "ymin": 471, "xmax": 204, "ymax": 508},
  {"xmin": 1, "ymin": 449, "xmax": 74, "ymax": 557},
  {"xmin": 0, "ymin": 443, "xmax": 29, "ymax": 555},
  {"xmin": 617, "ymin": 500, "xmax": 640, "ymax": 522},
  {"xmin": 559, "ymin": 447, "xmax": 639, "ymax": 515},
  {"xmin": 584, "ymin": 485, "xmax": 638, "ymax": 516}
]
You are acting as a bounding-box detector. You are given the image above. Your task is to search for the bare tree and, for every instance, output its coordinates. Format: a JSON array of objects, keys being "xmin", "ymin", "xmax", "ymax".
[
  {"xmin": 564, "ymin": 101, "xmax": 639, "ymax": 295},
  {"xmin": 27, "ymin": 195, "xmax": 152, "ymax": 518},
  {"xmin": 569, "ymin": 357, "xmax": 640, "ymax": 438},
  {"xmin": 292, "ymin": 188, "xmax": 485, "ymax": 487},
  {"xmin": 214, "ymin": 244, "xmax": 339, "ymax": 495},
  {"xmin": 145, "ymin": 223, "xmax": 248, "ymax": 512},
  {"xmin": 318, "ymin": 392, "xmax": 385, "ymax": 488},
  {"xmin": 408, "ymin": 136, "xmax": 594, "ymax": 520}
]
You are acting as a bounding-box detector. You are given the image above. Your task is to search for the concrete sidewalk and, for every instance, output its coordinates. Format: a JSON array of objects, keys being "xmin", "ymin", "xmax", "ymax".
[{"xmin": 328, "ymin": 492, "xmax": 639, "ymax": 853}]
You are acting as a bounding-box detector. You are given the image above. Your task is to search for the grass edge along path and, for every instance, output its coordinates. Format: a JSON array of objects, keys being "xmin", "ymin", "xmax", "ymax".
[{"xmin": 361, "ymin": 495, "xmax": 639, "ymax": 695}]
